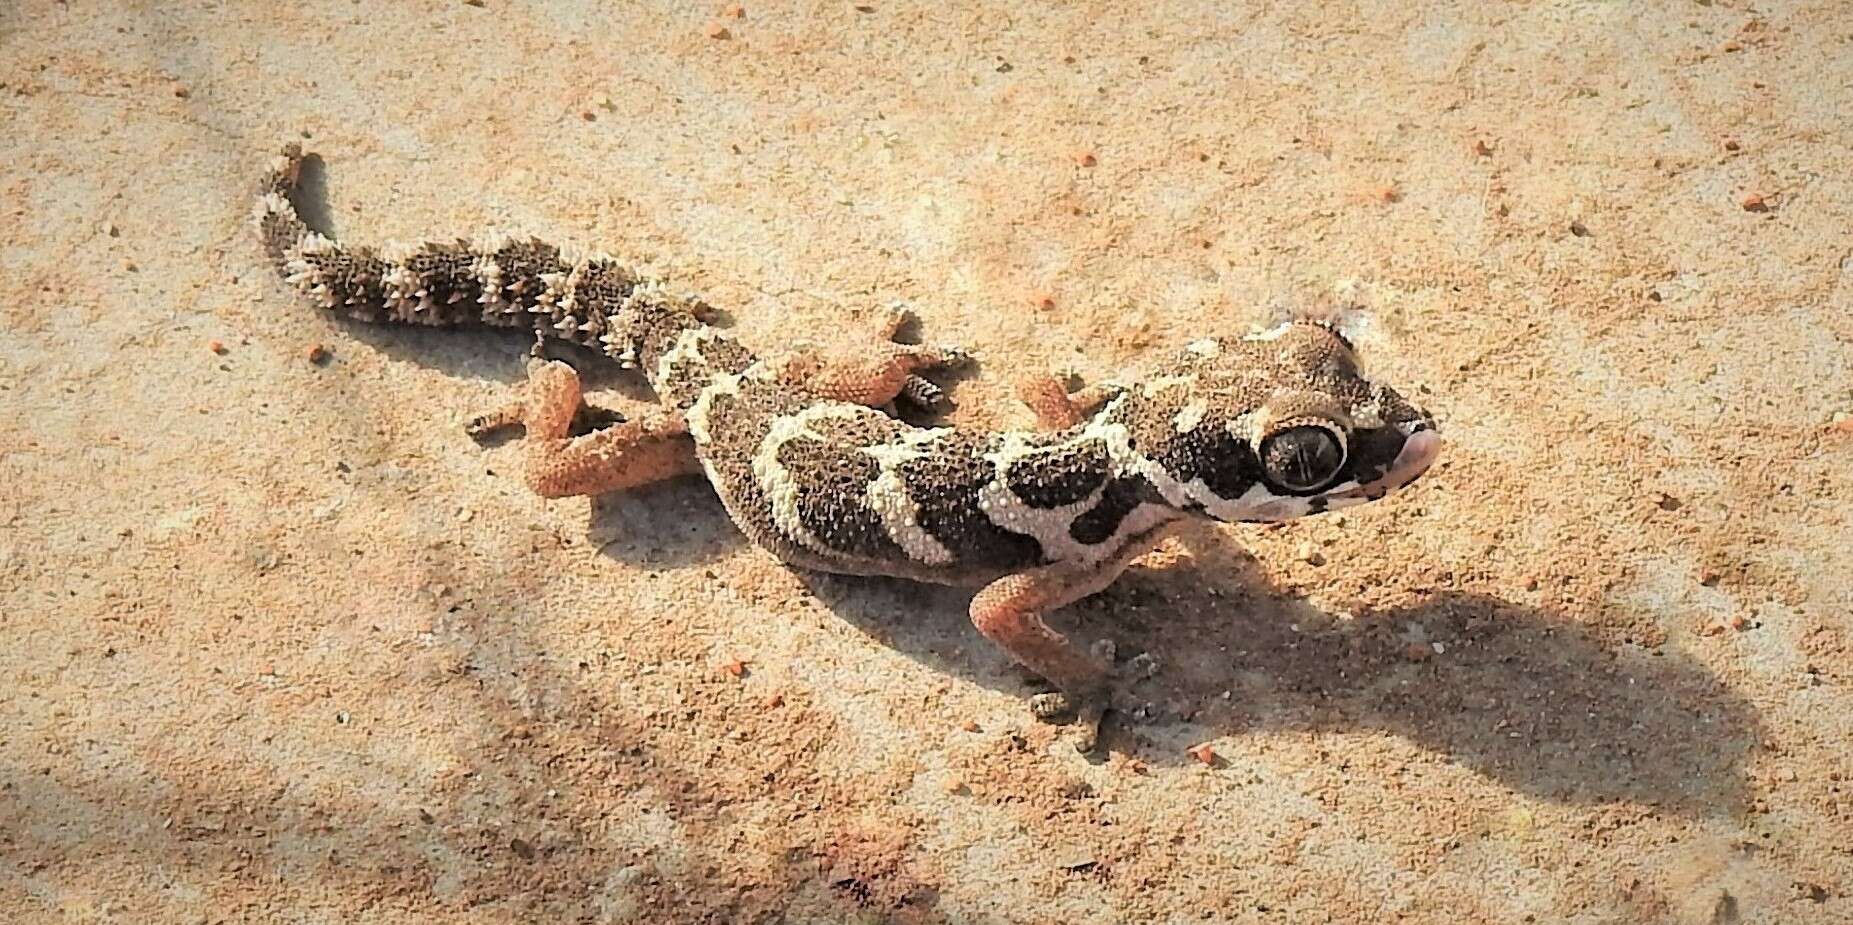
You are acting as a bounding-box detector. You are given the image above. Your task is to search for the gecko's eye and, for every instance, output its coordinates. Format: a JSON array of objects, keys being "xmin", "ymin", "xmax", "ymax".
[{"xmin": 1259, "ymin": 422, "xmax": 1347, "ymax": 493}]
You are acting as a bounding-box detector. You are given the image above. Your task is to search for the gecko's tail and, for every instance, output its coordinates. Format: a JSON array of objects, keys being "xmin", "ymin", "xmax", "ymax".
[{"xmin": 252, "ymin": 144, "xmax": 714, "ymax": 370}]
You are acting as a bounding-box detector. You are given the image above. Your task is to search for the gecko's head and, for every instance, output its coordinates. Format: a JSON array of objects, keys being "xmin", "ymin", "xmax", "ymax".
[{"xmin": 1118, "ymin": 320, "xmax": 1439, "ymax": 523}]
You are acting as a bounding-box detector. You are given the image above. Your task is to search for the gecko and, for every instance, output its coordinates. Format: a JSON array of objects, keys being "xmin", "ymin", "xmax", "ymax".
[{"xmin": 254, "ymin": 144, "xmax": 1441, "ymax": 749}]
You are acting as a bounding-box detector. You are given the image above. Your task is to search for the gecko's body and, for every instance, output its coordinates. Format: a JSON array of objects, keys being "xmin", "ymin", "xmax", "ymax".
[{"xmin": 255, "ymin": 145, "xmax": 1440, "ymax": 745}]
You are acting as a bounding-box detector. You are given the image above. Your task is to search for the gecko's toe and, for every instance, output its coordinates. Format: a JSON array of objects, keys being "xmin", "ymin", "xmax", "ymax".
[
  {"xmin": 1028, "ymin": 690, "xmax": 1109, "ymax": 754},
  {"xmin": 899, "ymin": 374, "xmax": 951, "ymax": 410},
  {"xmin": 1029, "ymin": 691, "xmax": 1074, "ymax": 721},
  {"xmin": 938, "ymin": 344, "xmax": 977, "ymax": 367},
  {"xmin": 465, "ymin": 402, "xmax": 525, "ymax": 440}
]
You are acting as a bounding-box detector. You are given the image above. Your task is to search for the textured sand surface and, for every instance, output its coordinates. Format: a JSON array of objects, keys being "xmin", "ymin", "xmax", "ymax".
[{"xmin": 4, "ymin": 1, "xmax": 1852, "ymax": 922}]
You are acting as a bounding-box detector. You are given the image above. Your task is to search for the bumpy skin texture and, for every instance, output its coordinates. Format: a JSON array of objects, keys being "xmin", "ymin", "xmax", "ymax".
[{"xmin": 256, "ymin": 146, "xmax": 1441, "ymax": 748}]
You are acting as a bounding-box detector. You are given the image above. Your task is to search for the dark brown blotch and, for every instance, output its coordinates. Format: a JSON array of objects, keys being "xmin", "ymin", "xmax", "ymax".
[
  {"xmin": 1005, "ymin": 438, "xmax": 1111, "ymax": 508},
  {"xmin": 898, "ymin": 434, "xmax": 1045, "ymax": 569},
  {"xmin": 1069, "ymin": 477, "xmax": 1160, "ymax": 545},
  {"xmin": 774, "ymin": 436, "xmax": 905, "ymax": 559}
]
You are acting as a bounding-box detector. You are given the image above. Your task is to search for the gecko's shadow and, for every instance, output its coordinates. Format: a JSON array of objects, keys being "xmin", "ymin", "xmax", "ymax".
[{"xmin": 801, "ymin": 528, "xmax": 1759, "ymax": 816}]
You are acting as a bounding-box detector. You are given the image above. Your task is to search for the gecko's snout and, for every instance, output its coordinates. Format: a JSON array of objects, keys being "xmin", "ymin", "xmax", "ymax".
[{"xmin": 1328, "ymin": 425, "xmax": 1441, "ymax": 504}]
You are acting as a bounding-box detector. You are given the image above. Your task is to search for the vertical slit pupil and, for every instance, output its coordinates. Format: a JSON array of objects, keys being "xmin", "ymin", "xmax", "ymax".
[{"xmin": 1262, "ymin": 426, "xmax": 1344, "ymax": 491}]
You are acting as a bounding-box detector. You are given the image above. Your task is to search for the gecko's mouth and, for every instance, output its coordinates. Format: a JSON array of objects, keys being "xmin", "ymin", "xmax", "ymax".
[{"xmin": 1329, "ymin": 427, "xmax": 1442, "ymax": 502}]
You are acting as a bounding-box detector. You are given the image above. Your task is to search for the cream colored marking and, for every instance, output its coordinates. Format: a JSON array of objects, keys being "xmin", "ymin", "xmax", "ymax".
[
  {"xmin": 1173, "ymin": 399, "xmax": 1209, "ymax": 434},
  {"xmin": 1185, "ymin": 337, "xmax": 1222, "ymax": 357},
  {"xmin": 1222, "ymin": 411, "xmax": 1261, "ymax": 445},
  {"xmin": 685, "ymin": 367, "xmax": 753, "ymax": 446},
  {"xmin": 654, "ymin": 326, "xmax": 725, "ymax": 391},
  {"xmin": 1137, "ymin": 374, "xmax": 1197, "ymax": 398},
  {"xmin": 862, "ymin": 430, "xmax": 958, "ymax": 566},
  {"xmin": 1242, "ymin": 321, "xmax": 1295, "ymax": 342},
  {"xmin": 976, "ymin": 434, "xmax": 1116, "ymax": 565}
]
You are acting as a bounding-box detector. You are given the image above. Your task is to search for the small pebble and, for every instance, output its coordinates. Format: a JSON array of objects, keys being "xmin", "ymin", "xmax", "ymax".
[
  {"xmin": 705, "ymin": 21, "xmax": 731, "ymax": 39},
  {"xmin": 1297, "ymin": 542, "xmax": 1326, "ymax": 567},
  {"xmin": 761, "ymin": 693, "xmax": 783, "ymax": 709},
  {"xmin": 1404, "ymin": 643, "xmax": 1432, "ymax": 662},
  {"xmin": 1723, "ymin": 138, "xmax": 1741, "ymax": 151},
  {"xmin": 722, "ymin": 658, "xmax": 748, "ymax": 678},
  {"xmin": 1073, "ymin": 150, "xmax": 1097, "ymax": 167},
  {"xmin": 1741, "ymin": 192, "xmax": 1770, "ymax": 212},
  {"xmin": 1371, "ymin": 183, "xmax": 1400, "ymax": 203},
  {"xmin": 208, "ymin": 339, "xmax": 226, "ymax": 355},
  {"xmin": 721, "ymin": 2, "xmax": 745, "ymax": 16},
  {"xmin": 1568, "ymin": 220, "xmax": 1591, "ymax": 237},
  {"xmin": 960, "ymin": 720, "xmax": 981, "ymax": 733},
  {"xmin": 1031, "ymin": 292, "xmax": 1056, "ymax": 311},
  {"xmin": 1186, "ymin": 743, "xmax": 1217, "ymax": 766},
  {"xmin": 1472, "ymin": 139, "xmax": 1494, "ymax": 157},
  {"xmin": 306, "ymin": 343, "xmax": 330, "ymax": 364}
]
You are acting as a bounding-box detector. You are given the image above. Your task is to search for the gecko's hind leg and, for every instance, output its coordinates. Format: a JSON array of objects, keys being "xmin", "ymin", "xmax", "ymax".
[
  {"xmin": 469, "ymin": 360, "xmax": 701, "ymax": 498},
  {"xmin": 968, "ymin": 522, "xmax": 1178, "ymax": 753}
]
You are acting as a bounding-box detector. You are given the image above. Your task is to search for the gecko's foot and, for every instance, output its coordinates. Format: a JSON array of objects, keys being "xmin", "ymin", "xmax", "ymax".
[
  {"xmin": 1028, "ymin": 690, "xmax": 1108, "ymax": 754},
  {"xmin": 466, "ymin": 402, "xmax": 525, "ymax": 439}
]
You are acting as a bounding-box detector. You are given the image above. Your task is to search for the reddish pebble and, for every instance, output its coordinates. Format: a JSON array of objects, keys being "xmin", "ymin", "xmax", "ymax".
[
  {"xmin": 706, "ymin": 21, "xmax": 731, "ymax": 39},
  {"xmin": 1472, "ymin": 139, "xmax": 1494, "ymax": 157},
  {"xmin": 1031, "ymin": 292, "xmax": 1056, "ymax": 311},
  {"xmin": 1073, "ymin": 150, "xmax": 1097, "ymax": 168},
  {"xmin": 761, "ymin": 693, "xmax": 783, "ymax": 709},
  {"xmin": 960, "ymin": 720, "xmax": 981, "ymax": 733},
  {"xmin": 306, "ymin": 344, "xmax": 329, "ymax": 364},
  {"xmin": 208, "ymin": 339, "xmax": 227, "ymax": 355},
  {"xmin": 1723, "ymin": 139, "xmax": 1741, "ymax": 152},
  {"xmin": 722, "ymin": 659, "xmax": 748, "ymax": 678},
  {"xmin": 1741, "ymin": 192, "xmax": 1769, "ymax": 212},
  {"xmin": 721, "ymin": 3, "xmax": 745, "ymax": 16},
  {"xmin": 1373, "ymin": 184, "xmax": 1401, "ymax": 204},
  {"xmin": 1187, "ymin": 743, "xmax": 1217, "ymax": 766},
  {"xmin": 1700, "ymin": 621, "xmax": 1725, "ymax": 637},
  {"xmin": 1728, "ymin": 613, "xmax": 1750, "ymax": 632}
]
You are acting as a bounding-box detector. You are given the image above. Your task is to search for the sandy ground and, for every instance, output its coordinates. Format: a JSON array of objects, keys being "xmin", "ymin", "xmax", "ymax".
[{"xmin": 4, "ymin": 1, "xmax": 1852, "ymax": 922}]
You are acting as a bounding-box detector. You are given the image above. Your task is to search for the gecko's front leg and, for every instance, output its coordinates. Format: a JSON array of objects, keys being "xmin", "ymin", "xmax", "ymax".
[
  {"xmin": 969, "ymin": 522, "xmax": 1178, "ymax": 752},
  {"xmin": 1015, "ymin": 373, "xmax": 1119, "ymax": 429},
  {"xmin": 771, "ymin": 304, "xmax": 971, "ymax": 409}
]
